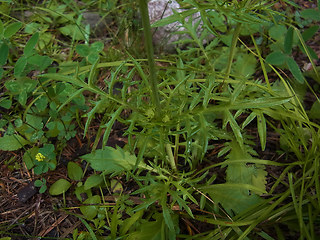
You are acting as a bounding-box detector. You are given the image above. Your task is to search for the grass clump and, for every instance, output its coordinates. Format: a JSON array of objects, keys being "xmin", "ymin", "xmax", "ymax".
[{"xmin": 0, "ymin": 0, "xmax": 320, "ymax": 239}]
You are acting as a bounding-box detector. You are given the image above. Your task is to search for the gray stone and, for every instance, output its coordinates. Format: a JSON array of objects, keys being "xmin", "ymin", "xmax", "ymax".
[{"xmin": 148, "ymin": 0, "xmax": 204, "ymax": 52}]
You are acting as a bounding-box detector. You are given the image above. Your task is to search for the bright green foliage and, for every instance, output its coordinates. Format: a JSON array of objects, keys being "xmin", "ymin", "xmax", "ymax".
[
  {"xmin": 67, "ymin": 162, "xmax": 83, "ymax": 181},
  {"xmin": 34, "ymin": 178, "xmax": 47, "ymax": 194},
  {"xmin": 81, "ymin": 146, "xmax": 150, "ymax": 174},
  {"xmin": 201, "ymin": 140, "xmax": 267, "ymax": 215},
  {"xmin": 1, "ymin": 0, "xmax": 320, "ymax": 239},
  {"xmin": 0, "ymin": 134, "xmax": 29, "ymax": 151},
  {"xmin": 49, "ymin": 178, "xmax": 71, "ymax": 195},
  {"xmin": 80, "ymin": 195, "xmax": 101, "ymax": 220}
]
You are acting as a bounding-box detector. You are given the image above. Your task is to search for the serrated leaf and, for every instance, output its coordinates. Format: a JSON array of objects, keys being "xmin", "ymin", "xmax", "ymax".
[
  {"xmin": 81, "ymin": 147, "xmax": 150, "ymax": 174},
  {"xmin": 84, "ymin": 174, "xmax": 103, "ymax": 190},
  {"xmin": 49, "ymin": 179, "xmax": 71, "ymax": 195},
  {"xmin": 0, "ymin": 134, "xmax": 29, "ymax": 151},
  {"xmin": 199, "ymin": 184, "xmax": 263, "ymax": 215},
  {"xmin": 67, "ymin": 162, "xmax": 83, "ymax": 181}
]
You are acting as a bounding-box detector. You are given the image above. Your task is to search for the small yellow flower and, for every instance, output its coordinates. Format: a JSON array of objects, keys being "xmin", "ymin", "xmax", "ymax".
[{"xmin": 35, "ymin": 153, "xmax": 46, "ymax": 162}]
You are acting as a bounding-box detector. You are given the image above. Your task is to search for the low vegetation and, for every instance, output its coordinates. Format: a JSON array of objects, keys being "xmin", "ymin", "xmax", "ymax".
[{"xmin": 0, "ymin": 0, "xmax": 320, "ymax": 239}]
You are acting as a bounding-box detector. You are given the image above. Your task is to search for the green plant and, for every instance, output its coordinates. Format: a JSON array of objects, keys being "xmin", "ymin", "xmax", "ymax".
[{"xmin": 1, "ymin": 0, "xmax": 320, "ymax": 239}]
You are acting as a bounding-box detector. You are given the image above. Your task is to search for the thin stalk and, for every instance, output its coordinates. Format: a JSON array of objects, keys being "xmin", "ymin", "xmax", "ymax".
[{"xmin": 139, "ymin": 0, "xmax": 161, "ymax": 116}]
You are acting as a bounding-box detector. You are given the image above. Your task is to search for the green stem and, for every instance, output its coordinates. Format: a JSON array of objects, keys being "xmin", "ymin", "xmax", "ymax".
[
  {"xmin": 224, "ymin": 22, "xmax": 242, "ymax": 82},
  {"xmin": 139, "ymin": 0, "xmax": 161, "ymax": 116}
]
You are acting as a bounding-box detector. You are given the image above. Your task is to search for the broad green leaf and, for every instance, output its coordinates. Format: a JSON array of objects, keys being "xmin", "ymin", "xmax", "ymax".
[
  {"xmin": 26, "ymin": 114, "xmax": 43, "ymax": 130},
  {"xmin": 300, "ymin": 9, "xmax": 320, "ymax": 21},
  {"xmin": 18, "ymin": 91, "xmax": 27, "ymax": 106},
  {"xmin": 268, "ymin": 25, "xmax": 287, "ymax": 41},
  {"xmin": 127, "ymin": 213, "xmax": 177, "ymax": 240},
  {"xmin": 4, "ymin": 22, "xmax": 22, "ymax": 38},
  {"xmin": 0, "ymin": 134, "xmax": 29, "ymax": 151},
  {"xmin": 199, "ymin": 184, "xmax": 263, "ymax": 215},
  {"xmin": 90, "ymin": 41, "xmax": 104, "ymax": 53},
  {"xmin": 59, "ymin": 24, "xmax": 85, "ymax": 40},
  {"xmin": 0, "ymin": 43, "xmax": 9, "ymax": 65},
  {"xmin": 234, "ymin": 53, "xmax": 256, "ymax": 77},
  {"xmin": 67, "ymin": 162, "xmax": 83, "ymax": 181},
  {"xmin": 80, "ymin": 195, "xmax": 101, "ymax": 220},
  {"xmin": 75, "ymin": 44, "xmax": 90, "ymax": 57},
  {"xmin": 265, "ymin": 51, "xmax": 287, "ymax": 65},
  {"xmin": 286, "ymin": 57, "xmax": 305, "ymax": 83},
  {"xmin": 49, "ymin": 179, "xmax": 71, "ymax": 195},
  {"xmin": 14, "ymin": 56, "xmax": 28, "ymax": 77},
  {"xmin": 302, "ymin": 26, "xmax": 319, "ymax": 41},
  {"xmin": 23, "ymin": 147, "xmax": 39, "ymax": 169},
  {"xmin": 81, "ymin": 147, "xmax": 150, "ymax": 174},
  {"xmin": 24, "ymin": 32, "xmax": 39, "ymax": 57},
  {"xmin": 28, "ymin": 54, "xmax": 52, "ymax": 70},
  {"xmin": 284, "ymin": 27, "xmax": 293, "ymax": 54},
  {"xmin": 84, "ymin": 174, "xmax": 103, "ymax": 190},
  {"xmin": 87, "ymin": 53, "xmax": 99, "ymax": 64},
  {"xmin": 0, "ymin": 98, "xmax": 11, "ymax": 109}
]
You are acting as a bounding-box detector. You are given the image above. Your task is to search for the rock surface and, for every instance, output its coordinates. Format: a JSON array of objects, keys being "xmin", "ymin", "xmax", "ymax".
[{"xmin": 148, "ymin": 0, "xmax": 202, "ymax": 52}]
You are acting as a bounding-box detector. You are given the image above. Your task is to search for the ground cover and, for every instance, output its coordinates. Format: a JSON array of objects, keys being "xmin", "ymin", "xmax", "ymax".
[{"xmin": 0, "ymin": 0, "xmax": 320, "ymax": 239}]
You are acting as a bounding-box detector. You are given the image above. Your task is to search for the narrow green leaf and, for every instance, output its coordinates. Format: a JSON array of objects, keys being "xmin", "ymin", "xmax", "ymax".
[
  {"xmin": 226, "ymin": 111, "xmax": 243, "ymax": 148},
  {"xmin": 162, "ymin": 204, "xmax": 174, "ymax": 232},
  {"xmin": 0, "ymin": 43, "xmax": 9, "ymax": 65},
  {"xmin": 77, "ymin": 217, "xmax": 98, "ymax": 240},
  {"xmin": 4, "ymin": 22, "xmax": 22, "ymax": 38},
  {"xmin": 67, "ymin": 162, "xmax": 83, "ymax": 181},
  {"xmin": 286, "ymin": 57, "xmax": 305, "ymax": 83},
  {"xmin": 24, "ymin": 32, "xmax": 39, "ymax": 57},
  {"xmin": 265, "ymin": 52, "xmax": 287, "ymax": 65},
  {"xmin": 284, "ymin": 27, "xmax": 293, "ymax": 54},
  {"xmin": 256, "ymin": 112, "xmax": 266, "ymax": 151},
  {"xmin": 241, "ymin": 112, "xmax": 256, "ymax": 129},
  {"xmin": 0, "ymin": 20, "xmax": 4, "ymax": 36},
  {"xmin": 49, "ymin": 179, "xmax": 71, "ymax": 195},
  {"xmin": 0, "ymin": 134, "xmax": 29, "ymax": 151},
  {"xmin": 101, "ymin": 106, "xmax": 124, "ymax": 147}
]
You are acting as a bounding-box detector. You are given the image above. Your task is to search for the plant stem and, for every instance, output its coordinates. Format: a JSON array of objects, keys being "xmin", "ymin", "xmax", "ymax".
[{"xmin": 139, "ymin": 0, "xmax": 161, "ymax": 116}]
